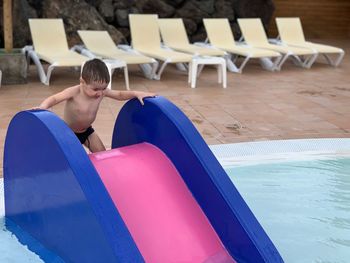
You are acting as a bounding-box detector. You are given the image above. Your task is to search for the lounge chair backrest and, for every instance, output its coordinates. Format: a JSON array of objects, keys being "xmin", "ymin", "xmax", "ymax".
[
  {"xmin": 78, "ymin": 30, "xmax": 120, "ymax": 54},
  {"xmin": 203, "ymin": 19, "xmax": 236, "ymax": 48},
  {"xmin": 237, "ymin": 18, "xmax": 269, "ymax": 45},
  {"xmin": 158, "ymin": 19, "xmax": 190, "ymax": 47},
  {"xmin": 276, "ymin": 17, "xmax": 306, "ymax": 44},
  {"xmin": 129, "ymin": 14, "xmax": 161, "ymax": 50},
  {"xmin": 29, "ymin": 19, "xmax": 69, "ymax": 54}
]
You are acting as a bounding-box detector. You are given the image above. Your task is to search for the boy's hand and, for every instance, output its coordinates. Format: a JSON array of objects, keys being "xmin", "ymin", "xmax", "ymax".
[
  {"xmin": 136, "ymin": 92, "xmax": 157, "ymax": 105},
  {"xmin": 29, "ymin": 106, "xmax": 44, "ymax": 110}
]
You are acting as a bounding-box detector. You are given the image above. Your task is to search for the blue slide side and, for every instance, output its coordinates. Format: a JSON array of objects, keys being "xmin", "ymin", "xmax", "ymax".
[{"xmin": 4, "ymin": 110, "xmax": 143, "ymax": 262}]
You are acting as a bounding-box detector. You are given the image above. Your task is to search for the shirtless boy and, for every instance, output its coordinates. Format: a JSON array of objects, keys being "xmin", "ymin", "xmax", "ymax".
[{"xmin": 35, "ymin": 58, "xmax": 156, "ymax": 153}]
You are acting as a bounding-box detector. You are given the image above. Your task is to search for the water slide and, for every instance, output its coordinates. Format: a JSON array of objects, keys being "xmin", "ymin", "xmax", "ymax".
[
  {"xmin": 4, "ymin": 96, "xmax": 283, "ymax": 263},
  {"xmin": 90, "ymin": 143, "xmax": 233, "ymax": 263}
]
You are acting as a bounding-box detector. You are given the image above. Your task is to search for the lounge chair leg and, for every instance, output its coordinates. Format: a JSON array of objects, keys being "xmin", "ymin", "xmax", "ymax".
[
  {"xmin": 226, "ymin": 55, "xmax": 250, "ymax": 74},
  {"xmin": 140, "ymin": 64, "xmax": 153, "ymax": 79},
  {"xmin": 154, "ymin": 61, "xmax": 168, "ymax": 80},
  {"xmin": 219, "ymin": 56, "xmax": 251, "ymax": 73},
  {"xmin": 259, "ymin": 57, "xmax": 277, "ymax": 71},
  {"xmin": 188, "ymin": 62, "xmax": 192, "ymax": 84},
  {"xmin": 176, "ymin": 63, "xmax": 187, "ymax": 72},
  {"xmin": 323, "ymin": 54, "xmax": 333, "ymax": 66},
  {"xmin": 223, "ymin": 66, "xmax": 227, "ymax": 88},
  {"xmin": 272, "ymin": 56, "xmax": 282, "ymax": 71},
  {"xmin": 291, "ymin": 55, "xmax": 304, "ymax": 67},
  {"xmin": 28, "ymin": 50, "xmax": 48, "ymax": 85},
  {"xmin": 26, "ymin": 54, "xmax": 31, "ymax": 72},
  {"xmin": 237, "ymin": 56, "xmax": 250, "ymax": 73},
  {"xmin": 219, "ymin": 60, "xmax": 227, "ymax": 88},
  {"xmin": 190, "ymin": 60, "xmax": 198, "ymax": 88},
  {"xmin": 136, "ymin": 58, "xmax": 157, "ymax": 79},
  {"xmin": 139, "ymin": 60, "xmax": 158, "ymax": 79},
  {"xmin": 303, "ymin": 53, "xmax": 318, "ymax": 68},
  {"xmin": 150, "ymin": 61, "xmax": 159, "ymax": 79},
  {"xmin": 334, "ymin": 51, "xmax": 345, "ymax": 67},
  {"xmin": 123, "ymin": 66, "xmax": 130, "ymax": 90},
  {"xmin": 231, "ymin": 55, "xmax": 238, "ymax": 64},
  {"xmin": 225, "ymin": 54, "xmax": 242, "ymax": 73},
  {"xmin": 276, "ymin": 53, "xmax": 291, "ymax": 71},
  {"xmin": 217, "ymin": 65, "xmax": 222, "ymax": 84},
  {"xmin": 323, "ymin": 52, "xmax": 345, "ymax": 67},
  {"xmin": 226, "ymin": 59, "xmax": 240, "ymax": 73},
  {"xmin": 45, "ymin": 64, "xmax": 56, "ymax": 86},
  {"xmin": 23, "ymin": 46, "xmax": 33, "ymax": 73},
  {"xmin": 105, "ymin": 64, "xmax": 113, "ymax": 89}
]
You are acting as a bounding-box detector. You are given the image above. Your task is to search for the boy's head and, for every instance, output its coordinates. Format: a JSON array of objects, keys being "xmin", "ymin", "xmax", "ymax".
[{"xmin": 81, "ymin": 59, "xmax": 110, "ymax": 85}]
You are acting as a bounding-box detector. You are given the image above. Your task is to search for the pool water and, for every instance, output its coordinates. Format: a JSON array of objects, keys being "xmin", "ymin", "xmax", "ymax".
[
  {"xmin": 0, "ymin": 219, "xmax": 43, "ymax": 262},
  {"xmin": 225, "ymin": 157, "xmax": 350, "ymax": 263}
]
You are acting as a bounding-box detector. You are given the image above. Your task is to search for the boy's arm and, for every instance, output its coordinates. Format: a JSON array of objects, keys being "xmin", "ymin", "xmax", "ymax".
[
  {"xmin": 36, "ymin": 86, "xmax": 78, "ymax": 110},
  {"xmin": 105, "ymin": 90, "xmax": 156, "ymax": 105}
]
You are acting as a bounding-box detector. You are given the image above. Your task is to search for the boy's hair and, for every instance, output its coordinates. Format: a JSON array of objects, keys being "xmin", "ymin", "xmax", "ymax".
[{"xmin": 81, "ymin": 59, "xmax": 110, "ymax": 84}]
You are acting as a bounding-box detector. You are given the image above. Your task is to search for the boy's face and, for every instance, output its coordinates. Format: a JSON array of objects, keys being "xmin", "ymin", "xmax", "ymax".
[{"xmin": 80, "ymin": 78, "xmax": 108, "ymax": 98}]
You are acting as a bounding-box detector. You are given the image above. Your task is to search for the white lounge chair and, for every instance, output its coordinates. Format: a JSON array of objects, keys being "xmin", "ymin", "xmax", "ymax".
[
  {"xmin": 238, "ymin": 18, "xmax": 318, "ymax": 70},
  {"xmin": 203, "ymin": 18, "xmax": 282, "ymax": 73},
  {"xmin": 158, "ymin": 18, "xmax": 225, "ymax": 57},
  {"xmin": 77, "ymin": 30, "xmax": 158, "ymax": 82},
  {"xmin": 275, "ymin": 17, "xmax": 345, "ymax": 67},
  {"xmin": 28, "ymin": 19, "xmax": 90, "ymax": 85},
  {"xmin": 129, "ymin": 14, "xmax": 193, "ymax": 80}
]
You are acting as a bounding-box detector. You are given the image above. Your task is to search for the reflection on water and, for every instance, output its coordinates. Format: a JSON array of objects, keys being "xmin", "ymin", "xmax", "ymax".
[
  {"xmin": 226, "ymin": 157, "xmax": 350, "ymax": 263},
  {"xmin": 0, "ymin": 217, "xmax": 45, "ymax": 262}
]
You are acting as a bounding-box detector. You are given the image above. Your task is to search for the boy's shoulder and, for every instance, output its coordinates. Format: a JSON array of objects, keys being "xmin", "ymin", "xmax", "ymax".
[
  {"xmin": 63, "ymin": 85, "xmax": 80, "ymax": 96},
  {"xmin": 51, "ymin": 85, "xmax": 80, "ymax": 102}
]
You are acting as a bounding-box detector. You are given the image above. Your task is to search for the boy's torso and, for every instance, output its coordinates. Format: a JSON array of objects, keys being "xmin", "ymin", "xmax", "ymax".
[{"xmin": 63, "ymin": 87, "xmax": 104, "ymax": 133}]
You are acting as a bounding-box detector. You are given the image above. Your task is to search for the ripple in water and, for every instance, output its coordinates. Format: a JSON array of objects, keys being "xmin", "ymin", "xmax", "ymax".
[{"xmin": 226, "ymin": 157, "xmax": 350, "ymax": 263}]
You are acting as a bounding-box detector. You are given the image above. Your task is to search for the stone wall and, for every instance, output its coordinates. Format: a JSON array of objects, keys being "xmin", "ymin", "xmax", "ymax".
[{"xmin": 0, "ymin": 0, "xmax": 275, "ymax": 48}]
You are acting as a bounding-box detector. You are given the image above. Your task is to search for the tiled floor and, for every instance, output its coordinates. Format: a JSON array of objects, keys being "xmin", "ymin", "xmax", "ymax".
[{"xmin": 1, "ymin": 39, "xmax": 349, "ymax": 177}]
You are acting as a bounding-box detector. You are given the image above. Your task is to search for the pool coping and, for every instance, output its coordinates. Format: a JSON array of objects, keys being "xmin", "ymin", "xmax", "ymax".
[{"xmin": 210, "ymin": 138, "xmax": 350, "ymax": 167}]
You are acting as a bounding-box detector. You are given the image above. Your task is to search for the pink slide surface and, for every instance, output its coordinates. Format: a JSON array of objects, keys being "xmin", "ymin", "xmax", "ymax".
[{"xmin": 89, "ymin": 143, "xmax": 235, "ymax": 263}]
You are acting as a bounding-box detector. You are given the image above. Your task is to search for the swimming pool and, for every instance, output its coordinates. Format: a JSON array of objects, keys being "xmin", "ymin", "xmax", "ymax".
[
  {"xmin": 211, "ymin": 138, "xmax": 350, "ymax": 263},
  {"xmin": 1, "ymin": 138, "xmax": 350, "ymax": 262},
  {"xmin": 226, "ymin": 157, "xmax": 350, "ymax": 263}
]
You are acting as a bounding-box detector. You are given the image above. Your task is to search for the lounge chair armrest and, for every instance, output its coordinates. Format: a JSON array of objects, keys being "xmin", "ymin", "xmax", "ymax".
[
  {"xmin": 22, "ymin": 45, "xmax": 33, "ymax": 54},
  {"xmin": 193, "ymin": 42, "xmax": 223, "ymax": 52},
  {"xmin": 160, "ymin": 44, "xmax": 173, "ymax": 51},
  {"xmin": 117, "ymin": 45, "xmax": 150, "ymax": 58},
  {"xmin": 268, "ymin": 38, "xmax": 281, "ymax": 45},
  {"xmin": 82, "ymin": 49, "xmax": 101, "ymax": 59},
  {"xmin": 235, "ymin": 41, "xmax": 247, "ymax": 46},
  {"xmin": 71, "ymin": 45, "xmax": 85, "ymax": 53},
  {"xmin": 117, "ymin": 44, "xmax": 133, "ymax": 51},
  {"xmin": 71, "ymin": 45, "xmax": 97, "ymax": 59},
  {"xmin": 193, "ymin": 42, "xmax": 210, "ymax": 47},
  {"xmin": 237, "ymin": 36, "xmax": 245, "ymax": 42}
]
